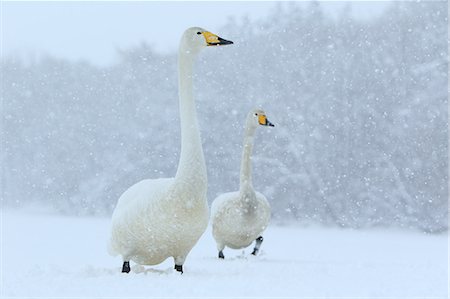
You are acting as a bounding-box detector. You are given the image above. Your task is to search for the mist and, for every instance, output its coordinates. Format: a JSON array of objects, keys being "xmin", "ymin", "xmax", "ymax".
[{"xmin": 2, "ymin": 1, "xmax": 448, "ymax": 233}]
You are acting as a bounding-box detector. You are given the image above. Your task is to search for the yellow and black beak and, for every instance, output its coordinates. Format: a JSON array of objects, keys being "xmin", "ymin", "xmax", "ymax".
[
  {"xmin": 258, "ymin": 115, "xmax": 275, "ymax": 127},
  {"xmin": 202, "ymin": 31, "xmax": 233, "ymax": 46}
]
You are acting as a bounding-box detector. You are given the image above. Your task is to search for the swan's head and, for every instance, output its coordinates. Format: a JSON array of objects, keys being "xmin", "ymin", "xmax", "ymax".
[
  {"xmin": 249, "ymin": 109, "xmax": 275, "ymax": 128},
  {"xmin": 180, "ymin": 27, "xmax": 233, "ymax": 54}
]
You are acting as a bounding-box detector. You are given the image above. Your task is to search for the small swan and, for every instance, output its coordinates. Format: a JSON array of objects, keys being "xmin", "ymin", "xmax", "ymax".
[
  {"xmin": 211, "ymin": 109, "xmax": 274, "ymax": 259},
  {"xmin": 108, "ymin": 27, "xmax": 233, "ymax": 274}
]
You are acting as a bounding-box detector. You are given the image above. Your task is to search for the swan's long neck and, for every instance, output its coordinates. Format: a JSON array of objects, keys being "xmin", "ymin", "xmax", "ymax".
[
  {"xmin": 239, "ymin": 122, "xmax": 257, "ymax": 196},
  {"xmin": 174, "ymin": 47, "xmax": 207, "ymax": 190}
]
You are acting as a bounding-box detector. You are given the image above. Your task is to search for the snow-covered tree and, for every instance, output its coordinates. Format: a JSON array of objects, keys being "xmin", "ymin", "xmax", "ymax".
[{"xmin": 2, "ymin": 1, "xmax": 447, "ymax": 232}]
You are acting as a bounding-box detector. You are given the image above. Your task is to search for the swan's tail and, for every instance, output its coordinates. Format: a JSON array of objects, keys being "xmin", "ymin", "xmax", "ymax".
[
  {"xmin": 107, "ymin": 231, "xmax": 119, "ymax": 257},
  {"xmin": 107, "ymin": 240, "xmax": 117, "ymax": 257}
]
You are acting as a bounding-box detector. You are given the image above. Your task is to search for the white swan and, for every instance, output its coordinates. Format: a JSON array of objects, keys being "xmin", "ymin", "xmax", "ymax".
[
  {"xmin": 211, "ymin": 109, "xmax": 274, "ymax": 259},
  {"xmin": 108, "ymin": 27, "xmax": 233, "ymax": 273}
]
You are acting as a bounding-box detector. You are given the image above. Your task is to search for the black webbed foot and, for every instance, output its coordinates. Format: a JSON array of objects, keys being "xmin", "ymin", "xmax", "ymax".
[
  {"xmin": 218, "ymin": 250, "xmax": 225, "ymax": 259},
  {"xmin": 251, "ymin": 236, "xmax": 264, "ymax": 255},
  {"xmin": 122, "ymin": 261, "xmax": 131, "ymax": 273},
  {"xmin": 174, "ymin": 264, "xmax": 183, "ymax": 274}
]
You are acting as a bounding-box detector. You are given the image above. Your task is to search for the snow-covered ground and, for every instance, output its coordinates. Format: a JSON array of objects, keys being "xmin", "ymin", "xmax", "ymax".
[{"xmin": 1, "ymin": 209, "xmax": 448, "ymax": 298}]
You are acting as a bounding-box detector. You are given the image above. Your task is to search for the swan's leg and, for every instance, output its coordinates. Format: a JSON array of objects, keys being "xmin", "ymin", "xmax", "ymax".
[
  {"xmin": 217, "ymin": 243, "xmax": 225, "ymax": 259},
  {"xmin": 174, "ymin": 256, "xmax": 185, "ymax": 274},
  {"xmin": 251, "ymin": 236, "xmax": 264, "ymax": 255},
  {"xmin": 122, "ymin": 261, "xmax": 131, "ymax": 273},
  {"xmin": 174, "ymin": 264, "xmax": 183, "ymax": 273}
]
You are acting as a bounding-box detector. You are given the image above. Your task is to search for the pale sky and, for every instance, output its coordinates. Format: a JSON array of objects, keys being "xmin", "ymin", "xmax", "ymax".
[{"xmin": 2, "ymin": 1, "xmax": 388, "ymax": 66}]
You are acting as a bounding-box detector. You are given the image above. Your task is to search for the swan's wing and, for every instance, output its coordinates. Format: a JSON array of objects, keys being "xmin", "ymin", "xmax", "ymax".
[
  {"xmin": 113, "ymin": 178, "xmax": 174, "ymax": 213},
  {"xmin": 255, "ymin": 191, "xmax": 271, "ymax": 224},
  {"xmin": 210, "ymin": 191, "xmax": 239, "ymax": 219},
  {"xmin": 255, "ymin": 191, "xmax": 270, "ymax": 208}
]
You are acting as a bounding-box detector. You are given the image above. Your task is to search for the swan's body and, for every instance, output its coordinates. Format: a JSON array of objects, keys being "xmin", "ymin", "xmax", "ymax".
[
  {"xmin": 109, "ymin": 27, "xmax": 232, "ymax": 273},
  {"xmin": 211, "ymin": 109, "xmax": 274, "ymax": 258},
  {"xmin": 211, "ymin": 190, "xmax": 270, "ymax": 250}
]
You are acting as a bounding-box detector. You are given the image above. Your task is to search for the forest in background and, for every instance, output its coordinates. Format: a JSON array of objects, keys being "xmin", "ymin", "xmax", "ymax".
[{"xmin": 2, "ymin": 2, "xmax": 448, "ymax": 232}]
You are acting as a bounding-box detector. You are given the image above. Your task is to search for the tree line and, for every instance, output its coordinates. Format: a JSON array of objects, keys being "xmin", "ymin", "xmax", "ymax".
[{"xmin": 2, "ymin": 1, "xmax": 447, "ymax": 232}]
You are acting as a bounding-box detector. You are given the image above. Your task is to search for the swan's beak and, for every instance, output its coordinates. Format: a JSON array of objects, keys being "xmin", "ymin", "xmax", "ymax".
[
  {"xmin": 203, "ymin": 31, "xmax": 233, "ymax": 46},
  {"xmin": 259, "ymin": 115, "xmax": 275, "ymax": 127}
]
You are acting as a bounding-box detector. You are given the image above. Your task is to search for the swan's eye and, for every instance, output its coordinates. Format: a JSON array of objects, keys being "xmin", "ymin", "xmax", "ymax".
[
  {"xmin": 254, "ymin": 113, "xmax": 258, "ymax": 116},
  {"xmin": 196, "ymin": 32, "xmax": 202, "ymax": 35}
]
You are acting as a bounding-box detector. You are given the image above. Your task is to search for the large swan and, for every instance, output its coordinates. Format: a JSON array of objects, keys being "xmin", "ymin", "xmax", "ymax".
[
  {"xmin": 211, "ymin": 109, "xmax": 274, "ymax": 259},
  {"xmin": 108, "ymin": 27, "xmax": 233, "ymax": 274}
]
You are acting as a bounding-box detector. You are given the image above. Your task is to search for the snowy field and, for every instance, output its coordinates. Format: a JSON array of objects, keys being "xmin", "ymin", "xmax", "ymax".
[{"xmin": 1, "ymin": 209, "xmax": 448, "ymax": 298}]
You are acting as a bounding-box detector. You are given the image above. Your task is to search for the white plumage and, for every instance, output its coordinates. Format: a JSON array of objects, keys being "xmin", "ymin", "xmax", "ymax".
[
  {"xmin": 108, "ymin": 27, "xmax": 233, "ymax": 273},
  {"xmin": 211, "ymin": 109, "xmax": 274, "ymax": 258}
]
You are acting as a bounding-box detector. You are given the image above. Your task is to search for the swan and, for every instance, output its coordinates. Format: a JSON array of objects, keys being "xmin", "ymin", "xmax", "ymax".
[
  {"xmin": 211, "ymin": 109, "xmax": 274, "ymax": 259},
  {"xmin": 108, "ymin": 27, "xmax": 233, "ymax": 274}
]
